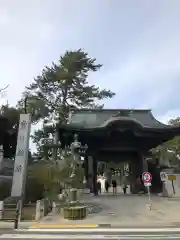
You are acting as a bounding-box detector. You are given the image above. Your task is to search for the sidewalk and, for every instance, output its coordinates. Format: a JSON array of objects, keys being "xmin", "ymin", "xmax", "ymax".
[
  {"xmin": 30, "ymin": 194, "xmax": 180, "ymax": 229},
  {"xmin": 0, "ymin": 221, "xmax": 36, "ymax": 229}
]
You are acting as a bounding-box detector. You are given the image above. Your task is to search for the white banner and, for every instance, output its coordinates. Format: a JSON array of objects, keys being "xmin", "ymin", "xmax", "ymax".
[{"xmin": 11, "ymin": 114, "xmax": 31, "ymax": 197}]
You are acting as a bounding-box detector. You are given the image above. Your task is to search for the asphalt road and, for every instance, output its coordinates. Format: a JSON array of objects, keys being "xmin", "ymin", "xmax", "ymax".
[{"xmin": 1, "ymin": 228, "xmax": 180, "ymax": 239}]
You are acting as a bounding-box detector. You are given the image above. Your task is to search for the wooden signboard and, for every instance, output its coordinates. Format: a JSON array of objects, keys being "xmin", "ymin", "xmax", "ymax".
[
  {"xmin": 168, "ymin": 174, "xmax": 176, "ymax": 195},
  {"xmin": 168, "ymin": 175, "xmax": 176, "ymax": 181}
]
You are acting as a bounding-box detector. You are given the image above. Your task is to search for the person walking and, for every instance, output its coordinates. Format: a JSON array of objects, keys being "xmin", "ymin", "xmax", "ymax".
[
  {"xmin": 122, "ymin": 175, "xmax": 128, "ymax": 194},
  {"xmin": 97, "ymin": 179, "xmax": 101, "ymax": 194},
  {"xmin": 105, "ymin": 179, "xmax": 109, "ymax": 193},
  {"xmin": 112, "ymin": 179, "xmax": 117, "ymax": 195}
]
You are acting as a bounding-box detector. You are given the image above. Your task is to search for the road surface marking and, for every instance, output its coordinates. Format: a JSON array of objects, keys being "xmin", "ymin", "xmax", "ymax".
[{"xmin": 30, "ymin": 224, "xmax": 98, "ymax": 228}]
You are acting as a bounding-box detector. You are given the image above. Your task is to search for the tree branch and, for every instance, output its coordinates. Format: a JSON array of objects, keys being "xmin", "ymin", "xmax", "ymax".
[{"xmin": 0, "ymin": 84, "xmax": 9, "ymax": 92}]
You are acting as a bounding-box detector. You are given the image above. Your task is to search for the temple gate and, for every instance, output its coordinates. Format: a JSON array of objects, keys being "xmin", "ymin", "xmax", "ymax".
[{"xmin": 57, "ymin": 109, "xmax": 180, "ymax": 195}]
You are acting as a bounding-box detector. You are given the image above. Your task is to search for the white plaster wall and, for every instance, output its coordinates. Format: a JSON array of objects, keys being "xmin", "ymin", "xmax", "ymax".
[{"xmin": 162, "ymin": 173, "xmax": 180, "ymax": 197}]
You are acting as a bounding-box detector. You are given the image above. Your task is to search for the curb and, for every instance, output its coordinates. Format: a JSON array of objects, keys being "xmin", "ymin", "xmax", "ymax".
[
  {"xmin": 28, "ymin": 222, "xmax": 180, "ymax": 229},
  {"xmin": 17, "ymin": 227, "xmax": 180, "ymax": 233}
]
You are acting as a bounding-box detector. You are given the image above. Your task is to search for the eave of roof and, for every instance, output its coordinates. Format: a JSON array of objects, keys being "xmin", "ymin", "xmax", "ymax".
[
  {"xmin": 58, "ymin": 125, "xmax": 180, "ymax": 136},
  {"xmin": 57, "ymin": 121, "xmax": 180, "ymax": 134},
  {"xmin": 70, "ymin": 108, "xmax": 151, "ymax": 112}
]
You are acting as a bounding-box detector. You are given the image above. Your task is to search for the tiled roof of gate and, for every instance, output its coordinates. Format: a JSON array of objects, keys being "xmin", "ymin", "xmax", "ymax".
[{"xmin": 61, "ymin": 109, "xmax": 172, "ymax": 129}]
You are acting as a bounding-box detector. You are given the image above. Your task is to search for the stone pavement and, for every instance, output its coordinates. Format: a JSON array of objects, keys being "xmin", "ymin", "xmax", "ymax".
[{"xmin": 35, "ymin": 190, "xmax": 180, "ymax": 227}]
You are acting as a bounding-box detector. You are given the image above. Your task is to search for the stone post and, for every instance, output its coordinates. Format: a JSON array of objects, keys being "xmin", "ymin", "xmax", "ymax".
[
  {"xmin": 35, "ymin": 200, "xmax": 41, "ymax": 221},
  {"xmin": 0, "ymin": 201, "xmax": 4, "ymax": 219},
  {"xmin": 35, "ymin": 200, "xmax": 45, "ymax": 221},
  {"xmin": 160, "ymin": 172, "xmax": 168, "ymax": 197}
]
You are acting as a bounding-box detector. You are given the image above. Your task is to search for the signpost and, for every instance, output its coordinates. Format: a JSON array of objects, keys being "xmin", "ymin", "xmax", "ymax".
[
  {"xmin": 11, "ymin": 114, "xmax": 31, "ymax": 197},
  {"xmin": 142, "ymin": 172, "xmax": 152, "ymax": 210}
]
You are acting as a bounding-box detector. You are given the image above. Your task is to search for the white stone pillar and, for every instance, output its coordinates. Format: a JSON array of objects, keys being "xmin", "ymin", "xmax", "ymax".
[
  {"xmin": 35, "ymin": 200, "xmax": 41, "ymax": 221},
  {"xmin": 160, "ymin": 172, "xmax": 168, "ymax": 197},
  {"xmin": 35, "ymin": 200, "xmax": 45, "ymax": 221},
  {"xmin": 0, "ymin": 201, "xmax": 4, "ymax": 219},
  {"xmin": 40, "ymin": 200, "xmax": 45, "ymax": 218},
  {"xmin": 11, "ymin": 114, "xmax": 31, "ymax": 197}
]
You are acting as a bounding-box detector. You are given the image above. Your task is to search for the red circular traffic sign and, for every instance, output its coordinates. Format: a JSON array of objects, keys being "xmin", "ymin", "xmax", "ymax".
[{"xmin": 142, "ymin": 172, "xmax": 152, "ymax": 183}]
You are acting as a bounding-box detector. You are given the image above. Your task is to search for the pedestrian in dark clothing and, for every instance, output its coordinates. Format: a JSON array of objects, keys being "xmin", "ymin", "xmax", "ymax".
[
  {"xmin": 112, "ymin": 179, "xmax": 117, "ymax": 195},
  {"xmin": 122, "ymin": 175, "xmax": 128, "ymax": 194},
  {"xmin": 139, "ymin": 174, "xmax": 146, "ymax": 193},
  {"xmin": 105, "ymin": 180, "xmax": 109, "ymax": 193},
  {"xmin": 97, "ymin": 181, "xmax": 101, "ymax": 194}
]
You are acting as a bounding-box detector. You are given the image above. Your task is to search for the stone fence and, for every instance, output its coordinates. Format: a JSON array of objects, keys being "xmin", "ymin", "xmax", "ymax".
[
  {"xmin": 0, "ymin": 188, "xmax": 85, "ymax": 221},
  {"xmin": 35, "ymin": 199, "xmax": 52, "ymax": 221},
  {"xmin": 0, "ymin": 189, "xmax": 85, "ymax": 221},
  {"xmin": 0, "ymin": 199, "xmax": 52, "ymax": 221}
]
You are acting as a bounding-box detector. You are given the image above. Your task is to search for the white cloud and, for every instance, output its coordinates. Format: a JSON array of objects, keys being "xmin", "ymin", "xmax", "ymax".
[{"xmin": 157, "ymin": 109, "xmax": 180, "ymax": 124}]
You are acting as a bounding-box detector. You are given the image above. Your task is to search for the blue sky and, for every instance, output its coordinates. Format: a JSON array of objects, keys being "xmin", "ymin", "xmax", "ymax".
[{"xmin": 0, "ymin": 0, "xmax": 180, "ymax": 150}]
